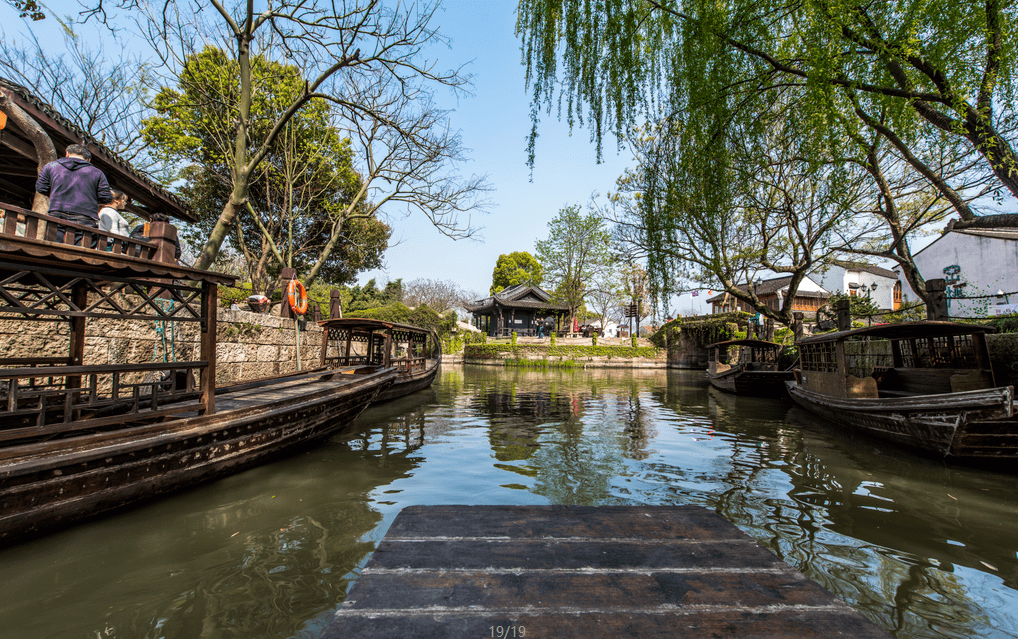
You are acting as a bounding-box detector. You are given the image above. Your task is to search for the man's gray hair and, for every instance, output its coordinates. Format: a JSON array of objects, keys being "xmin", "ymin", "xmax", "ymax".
[{"xmin": 65, "ymin": 144, "xmax": 92, "ymax": 160}]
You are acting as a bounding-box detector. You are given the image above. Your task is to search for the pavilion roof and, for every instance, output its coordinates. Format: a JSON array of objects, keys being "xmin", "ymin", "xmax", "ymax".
[{"xmin": 0, "ymin": 77, "xmax": 195, "ymax": 223}]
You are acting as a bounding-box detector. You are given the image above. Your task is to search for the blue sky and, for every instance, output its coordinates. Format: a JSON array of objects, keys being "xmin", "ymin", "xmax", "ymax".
[{"xmin": 3, "ymin": 0, "xmax": 691, "ymax": 307}]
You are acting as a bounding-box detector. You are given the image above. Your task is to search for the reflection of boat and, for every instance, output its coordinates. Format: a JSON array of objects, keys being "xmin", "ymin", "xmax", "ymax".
[
  {"xmin": 788, "ymin": 322, "xmax": 1018, "ymax": 459},
  {"xmin": 319, "ymin": 318, "xmax": 441, "ymax": 404},
  {"xmin": 706, "ymin": 339, "xmax": 793, "ymax": 396}
]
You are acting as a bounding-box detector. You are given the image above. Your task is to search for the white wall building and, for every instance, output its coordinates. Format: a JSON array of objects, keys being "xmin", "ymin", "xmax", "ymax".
[
  {"xmin": 911, "ymin": 228, "xmax": 1018, "ymax": 317},
  {"xmin": 813, "ymin": 260, "xmax": 900, "ymax": 310}
]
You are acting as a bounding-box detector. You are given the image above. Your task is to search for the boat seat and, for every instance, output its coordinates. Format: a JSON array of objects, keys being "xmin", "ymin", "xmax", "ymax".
[{"xmin": 950, "ymin": 370, "xmax": 994, "ymax": 392}]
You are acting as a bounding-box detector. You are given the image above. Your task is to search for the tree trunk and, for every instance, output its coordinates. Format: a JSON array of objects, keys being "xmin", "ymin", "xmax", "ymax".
[
  {"xmin": 0, "ymin": 88, "xmax": 57, "ymax": 213},
  {"xmin": 193, "ymin": 197, "xmax": 243, "ymax": 270}
]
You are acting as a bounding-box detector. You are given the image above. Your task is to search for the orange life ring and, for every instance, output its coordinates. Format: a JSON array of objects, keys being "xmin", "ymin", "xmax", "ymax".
[{"xmin": 287, "ymin": 279, "xmax": 308, "ymax": 315}]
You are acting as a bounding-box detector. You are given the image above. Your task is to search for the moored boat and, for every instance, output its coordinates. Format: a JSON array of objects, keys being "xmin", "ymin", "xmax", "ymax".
[
  {"xmin": 707, "ymin": 338, "xmax": 794, "ymax": 397},
  {"xmin": 0, "ymin": 204, "xmax": 396, "ymax": 545},
  {"xmin": 318, "ymin": 318, "xmax": 441, "ymax": 404},
  {"xmin": 787, "ymin": 321, "xmax": 1018, "ymax": 459}
]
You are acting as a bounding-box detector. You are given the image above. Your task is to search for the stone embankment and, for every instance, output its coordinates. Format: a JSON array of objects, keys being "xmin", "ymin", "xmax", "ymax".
[{"xmin": 1, "ymin": 307, "xmax": 322, "ymax": 386}]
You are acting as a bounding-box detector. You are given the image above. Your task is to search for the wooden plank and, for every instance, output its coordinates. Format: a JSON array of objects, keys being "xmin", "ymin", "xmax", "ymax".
[{"xmin": 323, "ymin": 506, "xmax": 893, "ymax": 639}]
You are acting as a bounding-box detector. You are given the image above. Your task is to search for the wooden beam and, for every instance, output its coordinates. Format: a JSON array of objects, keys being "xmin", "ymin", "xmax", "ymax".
[
  {"xmin": 199, "ymin": 282, "xmax": 217, "ymax": 415},
  {"xmin": 0, "ymin": 130, "xmax": 38, "ymax": 161}
]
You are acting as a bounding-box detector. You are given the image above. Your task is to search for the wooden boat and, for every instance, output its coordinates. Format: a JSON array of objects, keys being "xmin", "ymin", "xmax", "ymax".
[
  {"xmin": 706, "ymin": 338, "xmax": 793, "ymax": 396},
  {"xmin": 319, "ymin": 318, "xmax": 441, "ymax": 404},
  {"xmin": 787, "ymin": 321, "xmax": 1018, "ymax": 459},
  {"xmin": 0, "ymin": 204, "xmax": 396, "ymax": 545}
]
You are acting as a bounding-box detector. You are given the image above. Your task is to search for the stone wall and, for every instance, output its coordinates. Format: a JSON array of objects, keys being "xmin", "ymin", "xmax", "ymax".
[
  {"xmin": 666, "ymin": 334, "xmax": 710, "ymax": 369},
  {"xmin": 0, "ymin": 307, "xmax": 323, "ymax": 387}
]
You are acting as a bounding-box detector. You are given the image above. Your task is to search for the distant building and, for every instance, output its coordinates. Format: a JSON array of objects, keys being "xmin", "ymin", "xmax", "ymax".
[
  {"xmin": 707, "ymin": 275, "xmax": 829, "ymax": 315},
  {"xmin": 910, "ymin": 228, "xmax": 1018, "ymax": 317},
  {"xmin": 464, "ymin": 285, "xmax": 569, "ymax": 337},
  {"xmin": 813, "ymin": 260, "xmax": 900, "ymax": 310}
]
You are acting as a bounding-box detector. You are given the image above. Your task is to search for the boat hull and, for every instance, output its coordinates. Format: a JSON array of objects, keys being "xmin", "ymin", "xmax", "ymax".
[
  {"xmin": 708, "ymin": 369, "xmax": 794, "ymax": 397},
  {"xmin": 785, "ymin": 381, "xmax": 1018, "ymax": 459},
  {"xmin": 0, "ymin": 369, "xmax": 396, "ymax": 545},
  {"xmin": 374, "ymin": 360, "xmax": 440, "ymax": 404}
]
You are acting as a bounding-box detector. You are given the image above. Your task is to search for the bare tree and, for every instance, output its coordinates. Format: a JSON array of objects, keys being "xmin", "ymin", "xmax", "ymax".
[
  {"xmin": 0, "ymin": 21, "xmax": 158, "ymax": 172},
  {"xmin": 125, "ymin": 0, "xmax": 485, "ymax": 270},
  {"xmin": 403, "ymin": 278, "xmax": 470, "ymax": 314}
]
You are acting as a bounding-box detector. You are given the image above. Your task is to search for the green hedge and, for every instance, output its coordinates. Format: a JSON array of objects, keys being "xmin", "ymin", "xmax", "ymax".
[{"xmin": 464, "ymin": 343, "xmax": 661, "ymax": 359}]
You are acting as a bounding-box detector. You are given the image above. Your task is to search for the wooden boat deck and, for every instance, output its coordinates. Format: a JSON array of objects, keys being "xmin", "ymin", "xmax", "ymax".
[
  {"xmin": 322, "ymin": 505, "xmax": 892, "ymax": 638},
  {"xmin": 0, "ymin": 367, "xmax": 379, "ymax": 465}
]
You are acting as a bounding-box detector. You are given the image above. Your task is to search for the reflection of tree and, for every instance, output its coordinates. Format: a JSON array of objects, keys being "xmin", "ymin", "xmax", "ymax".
[
  {"xmin": 461, "ymin": 366, "xmax": 674, "ymax": 503},
  {"xmin": 0, "ymin": 418, "xmax": 428, "ymax": 639}
]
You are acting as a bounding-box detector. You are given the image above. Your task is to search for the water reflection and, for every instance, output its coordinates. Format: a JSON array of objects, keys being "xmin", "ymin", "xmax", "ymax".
[{"xmin": 0, "ymin": 365, "xmax": 1015, "ymax": 639}]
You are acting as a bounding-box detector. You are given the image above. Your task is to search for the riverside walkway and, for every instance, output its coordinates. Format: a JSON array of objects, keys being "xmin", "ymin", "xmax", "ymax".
[{"xmin": 322, "ymin": 505, "xmax": 893, "ymax": 638}]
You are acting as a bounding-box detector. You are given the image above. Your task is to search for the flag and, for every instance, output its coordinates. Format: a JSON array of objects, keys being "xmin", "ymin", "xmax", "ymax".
[{"xmin": 691, "ymin": 290, "xmax": 699, "ymax": 297}]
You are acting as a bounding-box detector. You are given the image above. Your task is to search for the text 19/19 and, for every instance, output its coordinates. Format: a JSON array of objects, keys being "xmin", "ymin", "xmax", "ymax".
[{"xmin": 489, "ymin": 626, "xmax": 525, "ymax": 637}]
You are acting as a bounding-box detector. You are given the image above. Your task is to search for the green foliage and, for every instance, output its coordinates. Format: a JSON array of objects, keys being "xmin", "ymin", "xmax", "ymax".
[
  {"xmin": 142, "ymin": 46, "xmax": 389, "ymax": 290},
  {"xmin": 443, "ymin": 330, "xmax": 487, "ymax": 354},
  {"xmin": 345, "ymin": 279, "xmax": 404, "ymax": 313},
  {"xmin": 550, "ymin": 332, "xmax": 557, "ymax": 347},
  {"xmin": 219, "ymin": 283, "xmax": 255, "ymax": 308},
  {"xmin": 649, "ymin": 312, "xmax": 749, "ymax": 348},
  {"xmin": 464, "ymin": 343, "xmax": 660, "ymax": 359},
  {"xmin": 511, "ymin": 331, "xmax": 518, "ymax": 346},
  {"xmin": 345, "ymin": 302, "xmax": 456, "ymax": 336},
  {"xmin": 819, "ymin": 293, "xmax": 882, "ymax": 324},
  {"xmin": 591, "ymin": 333, "xmax": 597, "ymax": 346},
  {"xmin": 535, "ymin": 204, "xmax": 613, "ymax": 324},
  {"xmin": 491, "ymin": 252, "xmax": 544, "ymax": 294},
  {"xmin": 988, "ymin": 313, "xmax": 1018, "ymax": 334}
]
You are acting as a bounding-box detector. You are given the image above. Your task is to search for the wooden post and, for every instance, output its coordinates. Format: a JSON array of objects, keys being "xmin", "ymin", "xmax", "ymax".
[
  {"xmin": 926, "ymin": 279, "xmax": 948, "ymax": 321},
  {"xmin": 765, "ymin": 318, "xmax": 774, "ymax": 341},
  {"xmin": 199, "ymin": 282, "xmax": 217, "ymax": 415},
  {"xmin": 280, "ymin": 267, "xmax": 295, "ymax": 319},
  {"xmin": 320, "ymin": 325, "xmax": 329, "ymax": 368},
  {"xmin": 836, "ymin": 299, "xmax": 852, "ymax": 331},
  {"xmin": 66, "ymin": 283, "xmax": 88, "ymax": 407},
  {"xmin": 330, "ymin": 289, "xmax": 342, "ymax": 318},
  {"xmin": 792, "ymin": 312, "xmax": 804, "ymax": 342},
  {"xmin": 384, "ymin": 328, "xmax": 392, "ymax": 368},
  {"xmin": 344, "ymin": 329, "xmax": 353, "ymax": 365}
]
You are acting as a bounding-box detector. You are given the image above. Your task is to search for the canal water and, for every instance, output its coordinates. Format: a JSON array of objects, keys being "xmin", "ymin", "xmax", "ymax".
[{"xmin": 1, "ymin": 366, "xmax": 1017, "ymax": 639}]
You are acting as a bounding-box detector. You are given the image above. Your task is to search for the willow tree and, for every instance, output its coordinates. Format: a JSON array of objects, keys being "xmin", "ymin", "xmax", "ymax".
[
  {"xmin": 518, "ymin": 0, "xmax": 1018, "ymax": 232},
  {"xmin": 611, "ymin": 87, "xmax": 872, "ymax": 325}
]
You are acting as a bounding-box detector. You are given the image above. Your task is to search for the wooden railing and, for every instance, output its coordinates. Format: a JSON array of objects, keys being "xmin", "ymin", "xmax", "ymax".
[
  {"xmin": 0, "ymin": 361, "xmax": 207, "ymax": 442},
  {"xmin": 394, "ymin": 357, "xmax": 428, "ymax": 375},
  {"xmin": 323, "ymin": 355, "xmax": 372, "ymax": 369},
  {"xmin": 0, "ymin": 202, "xmax": 158, "ymax": 260}
]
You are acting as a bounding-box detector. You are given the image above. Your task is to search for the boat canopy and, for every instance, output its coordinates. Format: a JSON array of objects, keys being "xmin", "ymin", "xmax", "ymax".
[
  {"xmin": 318, "ymin": 317, "xmax": 434, "ymax": 334},
  {"xmin": 797, "ymin": 321, "xmax": 995, "ymax": 345},
  {"xmin": 709, "ymin": 338, "xmax": 783, "ymax": 350}
]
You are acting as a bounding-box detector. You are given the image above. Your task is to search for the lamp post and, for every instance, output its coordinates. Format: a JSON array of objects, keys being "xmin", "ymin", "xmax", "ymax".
[{"xmin": 867, "ymin": 282, "xmax": 878, "ymax": 326}]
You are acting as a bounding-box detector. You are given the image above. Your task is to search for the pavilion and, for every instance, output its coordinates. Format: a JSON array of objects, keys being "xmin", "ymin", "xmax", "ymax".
[{"xmin": 464, "ymin": 284, "xmax": 569, "ymax": 338}]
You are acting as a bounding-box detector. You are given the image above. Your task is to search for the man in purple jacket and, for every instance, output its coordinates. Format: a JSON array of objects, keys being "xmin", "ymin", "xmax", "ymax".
[{"xmin": 35, "ymin": 143, "xmax": 113, "ymax": 246}]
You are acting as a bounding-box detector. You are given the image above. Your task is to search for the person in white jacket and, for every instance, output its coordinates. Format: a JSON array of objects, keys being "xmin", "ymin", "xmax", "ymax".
[{"xmin": 98, "ymin": 189, "xmax": 132, "ymax": 237}]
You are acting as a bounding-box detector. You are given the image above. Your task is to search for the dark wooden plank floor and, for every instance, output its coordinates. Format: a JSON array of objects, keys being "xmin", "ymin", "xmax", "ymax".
[{"xmin": 322, "ymin": 505, "xmax": 893, "ymax": 638}]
